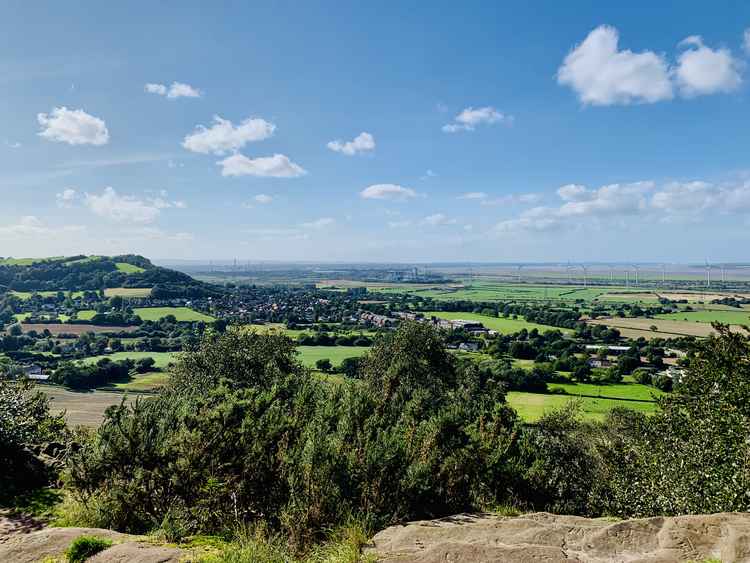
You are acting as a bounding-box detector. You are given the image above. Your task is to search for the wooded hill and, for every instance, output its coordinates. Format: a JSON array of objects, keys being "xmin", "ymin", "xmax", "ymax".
[{"xmin": 0, "ymin": 255, "xmax": 220, "ymax": 298}]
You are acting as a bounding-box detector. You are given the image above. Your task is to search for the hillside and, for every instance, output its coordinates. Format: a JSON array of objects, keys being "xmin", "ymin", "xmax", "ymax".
[{"xmin": 0, "ymin": 255, "xmax": 220, "ymax": 298}]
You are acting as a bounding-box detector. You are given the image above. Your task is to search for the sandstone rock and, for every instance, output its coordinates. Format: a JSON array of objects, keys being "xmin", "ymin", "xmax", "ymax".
[
  {"xmin": 0, "ymin": 525, "xmax": 185, "ymax": 563},
  {"xmin": 369, "ymin": 511, "xmax": 750, "ymax": 562}
]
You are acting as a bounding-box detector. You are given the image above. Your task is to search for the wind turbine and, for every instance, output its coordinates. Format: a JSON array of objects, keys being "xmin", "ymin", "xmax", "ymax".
[
  {"xmin": 705, "ymin": 259, "xmax": 712, "ymax": 288},
  {"xmin": 566, "ymin": 261, "xmax": 573, "ymax": 284},
  {"xmin": 720, "ymin": 264, "xmax": 726, "ymax": 283},
  {"xmin": 516, "ymin": 264, "xmax": 523, "ymax": 282},
  {"xmin": 661, "ymin": 263, "xmax": 667, "ymax": 286},
  {"xmin": 580, "ymin": 264, "xmax": 588, "ymax": 288},
  {"xmin": 632, "ymin": 264, "xmax": 639, "ymax": 286}
]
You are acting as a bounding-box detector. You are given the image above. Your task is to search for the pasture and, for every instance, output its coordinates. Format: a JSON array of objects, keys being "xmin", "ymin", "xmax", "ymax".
[
  {"xmin": 656, "ymin": 309, "xmax": 750, "ymax": 325},
  {"xmin": 133, "ymin": 306, "xmax": 215, "ymax": 322},
  {"xmin": 10, "ymin": 290, "xmax": 86, "ymax": 300},
  {"xmin": 115, "ymin": 262, "xmax": 145, "ymax": 273},
  {"xmin": 112, "ymin": 371, "xmax": 170, "ymax": 391},
  {"xmin": 79, "ymin": 351, "xmax": 178, "ymax": 368},
  {"xmin": 420, "ymin": 310, "xmax": 570, "ymax": 334},
  {"xmin": 507, "ymin": 391, "xmax": 658, "ymax": 422},
  {"xmin": 104, "ymin": 287, "xmax": 152, "ymax": 297},
  {"xmin": 587, "ymin": 317, "xmax": 721, "ymax": 338},
  {"xmin": 296, "ymin": 345, "xmax": 370, "ymax": 368},
  {"xmin": 38, "ymin": 386, "xmax": 143, "ymax": 427}
]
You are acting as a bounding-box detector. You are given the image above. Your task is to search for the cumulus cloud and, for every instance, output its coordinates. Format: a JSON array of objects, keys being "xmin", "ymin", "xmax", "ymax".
[
  {"xmin": 56, "ymin": 188, "xmax": 77, "ymax": 208},
  {"xmin": 254, "ymin": 194, "xmax": 273, "ymax": 204},
  {"xmin": 675, "ymin": 36, "xmax": 742, "ymax": 97},
  {"xmin": 37, "ymin": 106, "xmax": 109, "ymax": 145},
  {"xmin": 360, "ymin": 184, "xmax": 417, "ymax": 200},
  {"xmin": 182, "ymin": 115, "xmax": 275, "ymax": 155},
  {"xmin": 558, "ymin": 25, "xmax": 743, "ymax": 105},
  {"xmin": 442, "ymin": 106, "xmax": 512, "ymax": 132},
  {"xmin": 421, "ymin": 213, "xmax": 457, "ymax": 226},
  {"xmin": 302, "ymin": 217, "xmax": 335, "ymax": 229},
  {"xmin": 327, "ymin": 132, "xmax": 375, "ymax": 155},
  {"xmin": 496, "ymin": 178, "xmax": 750, "ymax": 235},
  {"xmin": 218, "ymin": 153, "xmax": 307, "ymax": 178},
  {"xmin": 557, "ymin": 25, "xmax": 673, "ymax": 105},
  {"xmin": 146, "ymin": 82, "xmax": 202, "ymax": 98},
  {"xmin": 458, "ymin": 192, "xmax": 488, "ymax": 200},
  {"xmin": 85, "ymin": 187, "xmax": 163, "ymax": 223}
]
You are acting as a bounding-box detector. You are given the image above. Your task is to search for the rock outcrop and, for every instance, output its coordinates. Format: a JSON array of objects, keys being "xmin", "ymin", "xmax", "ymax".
[
  {"xmin": 370, "ymin": 511, "xmax": 750, "ymax": 562},
  {"xmin": 0, "ymin": 522, "xmax": 185, "ymax": 563}
]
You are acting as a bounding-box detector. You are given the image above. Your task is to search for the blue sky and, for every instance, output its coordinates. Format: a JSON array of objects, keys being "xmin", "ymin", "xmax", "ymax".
[{"xmin": 2, "ymin": 1, "xmax": 750, "ymax": 262}]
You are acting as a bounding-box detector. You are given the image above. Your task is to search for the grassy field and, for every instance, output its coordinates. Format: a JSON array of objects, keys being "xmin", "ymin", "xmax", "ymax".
[
  {"xmin": 133, "ymin": 307, "xmax": 215, "ymax": 322},
  {"xmin": 587, "ymin": 316, "xmax": 749, "ymax": 338},
  {"xmin": 104, "ymin": 287, "xmax": 152, "ymax": 297},
  {"xmin": 507, "ymin": 391, "xmax": 658, "ymax": 422},
  {"xmin": 0, "ymin": 257, "xmax": 64, "ymax": 266},
  {"xmin": 78, "ymin": 351, "xmax": 179, "ymax": 368},
  {"xmin": 114, "ymin": 262, "xmax": 145, "ymax": 273},
  {"xmin": 547, "ymin": 381, "xmax": 665, "ymax": 401},
  {"xmin": 656, "ymin": 309, "xmax": 750, "ymax": 324},
  {"xmin": 420, "ymin": 311, "xmax": 570, "ymax": 334},
  {"xmin": 246, "ymin": 322, "xmax": 379, "ymax": 339},
  {"xmin": 38, "ymin": 386, "xmax": 143, "ymax": 427},
  {"xmin": 10, "ymin": 290, "xmax": 86, "ymax": 300},
  {"xmin": 296, "ymin": 346, "xmax": 370, "ymax": 368},
  {"xmin": 111, "ymin": 371, "xmax": 170, "ymax": 391}
]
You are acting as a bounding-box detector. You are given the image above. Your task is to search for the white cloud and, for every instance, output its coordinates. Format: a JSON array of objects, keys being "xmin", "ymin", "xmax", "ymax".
[
  {"xmin": 327, "ymin": 132, "xmax": 375, "ymax": 155},
  {"xmin": 442, "ymin": 106, "xmax": 512, "ymax": 132},
  {"xmin": 557, "ymin": 25, "xmax": 673, "ymax": 105},
  {"xmin": 84, "ymin": 187, "xmax": 162, "ymax": 223},
  {"xmin": 37, "ymin": 106, "xmax": 109, "ymax": 145},
  {"xmin": 254, "ymin": 194, "xmax": 273, "ymax": 204},
  {"xmin": 147, "ymin": 190, "xmax": 187, "ymax": 210},
  {"xmin": 302, "ymin": 217, "xmax": 335, "ymax": 229},
  {"xmin": 182, "ymin": 115, "xmax": 275, "ymax": 155},
  {"xmin": 145, "ymin": 81, "xmax": 202, "ymax": 98},
  {"xmin": 557, "ymin": 184, "xmax": 589, "ymax": 201},
  {"xmin": 420, "ymin": 169, "xmax": 437, "ymax": 180},
  {"xmin": 360, "ymin": 184, "xmax": 417, "ymax": 200},
  {"xmin": 0, "ymin": 216, "xmax": 85, "ymax": 239},
  {"xmin": 243, "ymin": 227, "xmax": 310, "ymax": 241},
  {"xmin": 421, "ymin": 213, "xmax": 457, "ymax": 226},
  {"xmin": 675, "ymin": 36, "xmax": 742, "ymax": 97},
  {"xmin": 145, "ymin": 83, "xmax": 167, "ymax": 95},
  {"xmin": 4, "ymin": 140, "xmax": 21, "ymax": 149},
  {"xmin": 56, "ymin": 188, "xmax": 77, "ymax": 208},
  {"xmin": 651, "ymin": 180, "xmax": 750, "ymax": 216},
  {"xmin": 218, "ymin": 153, "xmax": 307, "ymax": 178},
  {"xmin": 744, "ymin": 29, "xmax": 750, "ymax": 55}
]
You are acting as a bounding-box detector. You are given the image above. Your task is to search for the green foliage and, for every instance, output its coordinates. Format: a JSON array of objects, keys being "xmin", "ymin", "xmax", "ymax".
[
  {"xmin": 0, "ymin": 379, "xmax": 67, "ymax": 496},
  {"xmin": 65, "ymin": 535, "xmax": 112, "ymax": 563},
  {"xmin": 597, "ymin": 325, "xmax": 750, "ymax": 517},
  {"xmin": 63, "ymin": 323, "xmax": 519, "ymax": 547}
]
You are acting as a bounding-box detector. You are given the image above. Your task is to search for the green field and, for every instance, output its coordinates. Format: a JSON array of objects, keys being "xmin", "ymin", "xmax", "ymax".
[
  {"xmin": 104, "ymin": 287, "xmax": 152, "ymax": 298},
  {"xmin": 548, "ymin": 381, "xmax": 664, "ymax": 401},
  {"xmin": 420, "ymin": 311, "xmax": 570, "ymax": 334},
  {"xmin": 79, "ymin": 351, "xmax": 179, "ymax": 368},
  {"xmin": 296, "ymin": 346, "xmax": 370, "ymax": 368},
  {"xmin": 0, "ymin": 257, "xmax": 64, "ymax": 266},
  {"xmin": 507, "ymin": 391, "xmax": 658, "ymax": 422},
  {"xmin": 112, "ymin": 371, "xmax": 170, "ymax": 391},
  {"xmin": 76, "ymin": 310, "xmax": 97, "ymax": 320},
  {"xmin": 656, "ymin": 309, "xmax": 750, "ymax": 324},
  {"xmin": 133, "ymin": 307, "xmax": 215, "ymax": 322},
  {"xmin": 115, "ymin": 262, "xmax": 146, "ymax": 273},
  {"xmin": 10, "ymin": 290, "xmax": 85, "ymax": 300}
]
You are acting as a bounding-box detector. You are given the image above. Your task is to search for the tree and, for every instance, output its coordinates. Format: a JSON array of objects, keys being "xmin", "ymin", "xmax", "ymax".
[{"xmin": 315, "ymin": 358, "xmax": 332, "ymax": 373}]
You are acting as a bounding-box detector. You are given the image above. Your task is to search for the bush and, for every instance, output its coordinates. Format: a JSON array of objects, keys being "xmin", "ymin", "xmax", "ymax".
[
  {"xmin": 66, "ymin": 535, "xmax": 113, "ymax": 563},
  {"xmin": 63, "ymin": 324, "xmax": 520, "ymax": 547}
]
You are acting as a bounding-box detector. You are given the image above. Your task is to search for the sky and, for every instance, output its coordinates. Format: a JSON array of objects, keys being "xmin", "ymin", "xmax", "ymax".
[{"xmin": 2, "ymin": 1, "xmax": 750, "ymax": 263}]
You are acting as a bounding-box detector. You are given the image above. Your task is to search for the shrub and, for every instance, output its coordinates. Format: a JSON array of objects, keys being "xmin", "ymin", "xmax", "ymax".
[
  {"xmin": 65, "ymin": 535, "xmax": 113, "ymax": 563},
  {"xmin": 63, "ymin": 324, "xmax": 520, "ymax": 547}
]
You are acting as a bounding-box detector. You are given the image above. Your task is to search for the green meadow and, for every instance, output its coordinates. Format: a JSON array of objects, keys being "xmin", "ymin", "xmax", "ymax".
[{"xmin": 419, "ymin": 310, "xmax": 570, "ymax": 334}]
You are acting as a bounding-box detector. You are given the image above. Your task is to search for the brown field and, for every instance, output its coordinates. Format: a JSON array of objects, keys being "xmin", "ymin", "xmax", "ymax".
[
  {"xmin": 16, "ymin": 323, "xmax": 138, "ymax": 336},
  {"xmin": 103, "ymin": 287, "xmax": 152, "ymax": 298},
  {"xmin": 656, "ymin": 291, "xmax": 750, "ymax": 302},
  {"xmin": 587, "ymin": 317, "xmax": 748, "ymax": 339},
  {"xmin": 38, "ymin": 386, "xmax": 147, "ymax": 427}
]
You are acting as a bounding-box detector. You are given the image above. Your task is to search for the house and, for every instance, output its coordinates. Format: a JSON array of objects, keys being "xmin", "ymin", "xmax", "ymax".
[
  {"xmin": 458, "ymin": 342, "xmax": 480, "ymax": 352},
  {"xmin": 584, "ymin": 345, "xmax": 631, "ymax": 355},
  {"xmin": 588, "ymin": 358, "xmax": 613, "ymax": 368}
]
